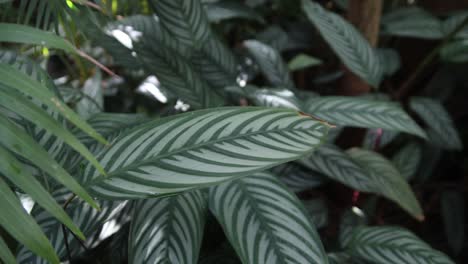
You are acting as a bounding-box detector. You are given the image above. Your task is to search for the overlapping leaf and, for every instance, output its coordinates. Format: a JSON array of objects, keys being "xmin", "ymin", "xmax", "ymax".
[
  {"xmin": 204, "ymin": 0, "xmax": 264, "ymax": 23},
  {"xmin": 302, "ymin": 0, "xmax": 382, "ymax": 87},
  {"xmin": 392, "ymin": 142, "xmax": 422, "ymax": 180},
  {"xmin": 82, "ymin": 107, "xmax": 330, "ymax": 199},
  {"xmin": 381, "ymin": 7, "xmax": 443, "ymax": 39},
  {"xmin": 273, "ymin": 163, "xmax": 327, "ymax": 193},
  {"xmin": 348, "ymin": 226, "xmax": 455, "ymax": 264},
  {"xmin": 305, "ymin": 96, "xmax": 427, "ymax": 138},
  {"xmin": 410, "ymin": 97, "xmax": 462, "ymax": 150},
  {"xmin": 128, "ymin": 191, "xmax": 206, "ymax": 263},
  {"xmin": 209, "ymin": 172, "xmax": 328, "ymax": 264}
]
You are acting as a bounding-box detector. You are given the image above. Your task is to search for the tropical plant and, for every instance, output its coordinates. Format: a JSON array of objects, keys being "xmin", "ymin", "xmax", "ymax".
[{"xmin": 0, "ymin": 0, "xmax": 466, "ymax": 263}]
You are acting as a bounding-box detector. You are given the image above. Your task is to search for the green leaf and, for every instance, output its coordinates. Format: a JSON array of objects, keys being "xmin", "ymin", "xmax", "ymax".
[
  {"xmin": 348, "ymin": 226, "xmax": 455, "ymax": 264},
  {"xmin": 76, "ymin": 70, "xmax": 103, "ymax": 119},
  {"xmin": 0, "ymin": 64, "xmax": 108, "ymax": 148},
  {"xmin": 381, "ymin": 7, "xmax": 443, "ymax": 39},
  {"xmin": 209, "ymin": 172, "xmax": 328, "ymax": 264},
  {"xmin": 300, "ymin": 144, "xmax": 374, "ymax": 192},
  {"xmin": 442, "ymin": 11, "xmax": 468, "ymax": 38},
  {"xmin": 362, "ymin": 129, "xmax": 398, "ymax": 150},
  {"xmin": 440, "ymin": 40, "xmax": 468, "ymax": 63},
  {"xmin": 339, "ymin": 207, "xmax": 367, "ymax": 249},
  {"xmin": 226, "ymin": 85, "xmax": 302, "ymax": 110},
  {"xmin": 305, "ymin": 96, "xmax": 427, "ymax": 138},
  {"xmin": 244, "ymin": 40, "xmax": 295, "ymax": 88},
  {"xmin": 0, "ymin": 235, "xmax": 16, "ymax": 264},
  {"xmin": 303, "ymin": 198, "xmax": 328, "ymax": 229},
  {"xmin": 302, "ymin": 0, "xmax": 382, "ymax": 87},
  {"xmin": 288, "ymin": 54, "xmax": 322, "ymax": 71},
  {"xmin": 0, "ymin": 177, "xmax": 59, "ymax": 264},
  {"xmin": 328, "ymin": 252, "xmax": 367, "ymax": 264},
  {"xmin": 82, "ymin": 107, "xmax": 330, "ymax": 199},
  {"xmin": 0, "ymin": 23, "xmax": 75, "ymax": 53},
  {"xmin": 149, "ymin": 0, "xmax": 212, "ymax": 50},
  {"xmin": 0, "ymin": 83, "xmax": 105, "ymax": 182},
  {"xmin": 204, "ymin": 0, "xmax": 264, "ymax": 23},
  {"xmin": 410, "ymin": 97, "xmax": 462, "ymax": 150},
  {"xmin": 0, "ymin": 146, "xmax": 84, "ymax": 240},
  {"xmin": 256, "ymin": 26, "xmax": 291, "ymax": 52},
  {"xmin": 0, "ymin": 114, "xmax": 99, "ymax": 210},
  {"xmin": 128, "ymin": 191, "xmax": 206, "ymax": 263},
  {"xmin": 392, "ymin": 142, "xmax": 422, "ymax": 180},
  {"xmin": 377, "ymin": 48, "xmax": 401, "ymax": 76},
  {"xmin": 273, "ymin": 163, "xmax": 327, "ymax": 192},
  {"xmin": 441, "ymin": 191, "xmax": 465, "ymax": 254},
  {"xmin": 348, "ymin": 148, "xmax": 424, "ymax": 220}
]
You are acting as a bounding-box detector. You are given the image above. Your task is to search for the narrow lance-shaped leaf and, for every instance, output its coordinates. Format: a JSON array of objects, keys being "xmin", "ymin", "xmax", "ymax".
[
  {"xmin": 82, "ymin": 107, "xmax": 330, "ymax": 199},
  {"xmin": 0, "ymin": 234, "xmax": 16, "ymax": 264},
  {"xmin": 302, "ymin": 0, "xmax": 382, "ymax": 87},
  {"xmin": 305, "ymin": 96, "xmax": 427, "ymax": 138},
  {"xmin": 0, "ymin": 146, "xmax": 84, "ymax": 240},
  {"xmin": 410, "ymin": 97, "xmax": 463, "ymax": 150},
  {"xmin": 128, "ymin": 191, "xmax": 206, "ymax": 263},
  {"xmin": 209, "ymin": 172, "xmax": 328, "ymax": 264},
  {"xmin": 348, "ymin": 226, "xmax": 455, "ymax": 264},
  {"xmin": 348, "ymin": 148, "xmax": 424, "ymax": 220},
  {"xmin": 0, "ymin": 177, "xmax": 60, "ymax": 264},
  {"xmin": 244, "ymin": 40, "xmax": 295, "ymax": 88},
  {"xmin": 0, "ymin": 114, "xmax": 99, "ymax": 210}
]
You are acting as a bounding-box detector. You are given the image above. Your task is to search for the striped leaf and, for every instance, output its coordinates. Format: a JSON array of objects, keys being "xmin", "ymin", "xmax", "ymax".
[
  {"xmin": 17, "ymin": 188, "xmax": 127, "ymax": 264},
  {"xmin": 149, "ymin": 0, "xmax": 211, "ymax": 50},
  {"xmin": 305, "ymin": 96, "xmax": 427, "ymax": 138},
  {"xmin": 226, "ymin": 85, "xmax": 302, "ymax": 110},
  {"xmin": 82, "ymin": 107, "xmax": 330, "ymax": 199},
  {"xmin": 362, "ymin": 129, "xmax": 399, "ymax": 150},
  {"xmin": 244, "ymin": 40, "xmax": 295, "ymax": 88},
  {"xmin": 348, "ymin": 148, "xmax": 424, "ymax": 220},
  {"xmin": 410, "ymin": 97, "xmax": 462, "ymax": 150},
  {"xmin": 348, "ymin": 226, "xmax": 455, "ymax": 264},
  {"xmin": 209, "ymin": 172, "xmax": 328, "ymax": 264},
  {"xmin": 381, "ymin": 7, "xmax": 443, "ymax": 39},
  {"xmin": 392, "ymin": 142, "xmax": 422, "ymax": 180},
  {"xmin": 328, "ymin": 252, "xmax": 367, "ymax": 264},
  {"xmin": 441, "ymin": 191, "xmax": 465, "ymax": 254},
  {"xmin": 128, "ymin": 190, "xmax": 206, "ymax": 263},
  {"xmin": 338, "ymin": 207, "xmax": 368, "ymax": 249},
  {"xmin": 302, "ymin": 0, "xmax": 382, "ymax": 87},
  {"xmin": 273, "ymin": 163, "xmax": 327, "ymax": 193},
  {"xmin": 300, "ymin": 144, "xmax": 374, "ymax": 192}
]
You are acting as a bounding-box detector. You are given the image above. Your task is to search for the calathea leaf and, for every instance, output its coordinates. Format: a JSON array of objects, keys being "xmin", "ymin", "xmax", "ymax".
[
  {"xmin": 128, "ymin": 190, "xmax": 206, "ymax": 263},
  {"xmin": 301, "ymin": 0, "xmax": 382, "ymax": 87},
  {"xmin": 392, "ymin": 142, "xmax": 422, "ymax": 181},
  {"xmin": 82, "ymin": 107, "xmax": 330, "ymax": 199},
  {"xmin": 209, "ymin": 172, "xmax": 328, "ymax": 264},
  {"xmin": 348, "ymin": 226, "xmax": 455, "ymax": 264},
  {"xmin": 305, "ymin": 96, "xmax": 427, "ymax": 138},
  {"xmin": 410, "ymin": 97, "xmax": 462, "ymax": 150},
  {"xmin": 204, "ymin": 0, "xmax": 265, "ymax": 23},
  {"xmin": 381, "ymin": 7, "xmax": 443, "ymax": 39},
  {"xmin": 300, "ymin": 144, "xmax": 374, "ymax": 192},
  {"xmin": 339, "ymin": 207, "xmax": 368, "ymax": 249},
  {"xmin": 243, "ymin": 40, "xmax": 295, "ymax": 88},
  {"xmin": 303, "ymin": 198, "xmax": 329, "ymax": 229},
  {"xmin": 148, "ymin": 0, "xmax": 212, "ymax": 50},
  {"xmin": 348, "ymin": 148, "xmax": 424, "ymax": 220},
  {"xmin": 226, "ymin": 85, "xmax": 303, "ymax": 110},
  {"xmin": 273, "ymin": 162, "xmax": 327, "ymax": 193}
]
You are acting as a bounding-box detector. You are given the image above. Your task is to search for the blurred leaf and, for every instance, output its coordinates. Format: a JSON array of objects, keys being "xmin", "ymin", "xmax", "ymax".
[
  {"xmin": 377, "ymin": 48, "xmax": 401, "ymax": 76},
  {"xmin": 209, "ymin": 172, "xmax": 328, "ymax": 264},
  {"xmin": 288, "ymin": 54, "xmax": 322, "ymax": 71},
  {"xmin": 302, "ymin": 0, "xmax": 382, "ymax": 87},
  {"xmin": 410, "ymin": 97, "xmax": 462, "ymax": 150},
  {"xmin": 303, "ymin": 198, "xmax": 328, "ymax": 229},
  {"xmin": 273, "ymin": 163, "xmax": 327, "ymax": 193},
  {"xmin": 226, "ymin": 85, "xmax": 302, "ymax": 110},
  {"xmin": 442, "ymin": 11, "xmax": 468, "ymax": 38},
  {"xmin": 440, "ymin": 40, "xmax": 468, "ymax": 63},
  {"xmin": 0, "ymin": 235, "xmax": 15, "ymax": 264},
  {"xmin": 204, "ymin": 0, "xmax": 264, "ymax": 23},
  {"xmin": 441, "ymin": 191, "xmax": 465, "ymax": 254},
  {"xmin": 381, "ymin": 7, "xmax": 443, "ymax": 39},
  {"xmin": 339, "ymin": 207, "xmax": 367, "ymax": 249},
  {"xmin": 348, "ymin": 226, "xmax": 455, "ymax": 264},
  {"xmin": 392, "ymin": 142, "xmax": 422, "ymax": 180},
  {"xmin": 77, "ymin": 70, "xmax": 103, "ymax": 119}
]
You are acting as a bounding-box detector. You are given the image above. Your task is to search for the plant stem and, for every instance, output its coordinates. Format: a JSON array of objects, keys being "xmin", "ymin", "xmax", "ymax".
[{"xmin": 395, "ymin": 16, "xmax": 468, "ymax": 99}]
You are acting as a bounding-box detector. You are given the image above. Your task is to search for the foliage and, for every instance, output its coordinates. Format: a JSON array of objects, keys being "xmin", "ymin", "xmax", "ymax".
[{"xmin": 0, "ymin": 0, "xmax": 466, "ymax": 263}]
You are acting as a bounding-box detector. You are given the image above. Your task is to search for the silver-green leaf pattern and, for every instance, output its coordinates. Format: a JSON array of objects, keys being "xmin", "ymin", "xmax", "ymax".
[
  {"xmin": 83, "ymin": 107, "xmax": 330, "ymax": 199},
  {"xmin": 305, "ymin": 96, "xmax": 427, "ymax": 138},
  {"xmin": 392, "ymin": 142, "xmax": 422, "ymax": 181},
  {"xmin": 273, "ymin": 163, "xmax": 327, "ymax": 193},
  {"xmin": 410, "ymin": 97, "xmax": 463, "ymax": 150},
  {"xmin": 302, "ymin": 0, "xmax": 382, "ymax": 87},
  {"xmin": 128, "ymin": 190, "xmax": 206, "ymax": 264},
  {"xmin": 348, "ymin": 226, "xmax": 455, "ymax": 264},
  {"xmin": 348, "ymin": 148, "xmax": 424, "ymax": 220},
  {"xmin": 209, "ymin": 172, "xmax": 328, "ymax": 264}
]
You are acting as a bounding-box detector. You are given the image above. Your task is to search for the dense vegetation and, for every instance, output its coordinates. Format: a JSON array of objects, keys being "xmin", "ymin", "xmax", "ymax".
[{"xmin": 0, "ymin": 0, "xmax": 466, "ymax": 263}]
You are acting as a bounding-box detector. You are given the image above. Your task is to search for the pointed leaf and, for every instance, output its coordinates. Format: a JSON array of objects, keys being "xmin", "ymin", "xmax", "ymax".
[
  {"xmin": 348, "ymin": 226, "xmax": 455, "ymax": 264},
  {"xmin": 348, "ymin": 148, "xmax": 423, "ymax": 220},
  {"xmin": 302, "ymin": 0, "xmax": 382, "ymax": 87},
  {"xmin": 128, "ymin": 191, "xmax": 206, "ymax": 263},
  {"xmin": 288, "ymin": 54, "xmax": 322, "ymax": 71},
  {"xmin": 381, "ymin": 7, "xmax": 443, "ymax": 39},
  {"xmin": 410, "ymin": 97, "xmax": 462, "ymax": 150},
  {"xmin": 244, "ymin": 40, "xmax": 295, "ymax": 88},
  {"xmin": 83, "ymin": 107, "xmax": 330, "ymax": 199},
  {"xmin": 0, "ymin": 235, "xmax": 16, "ymax": 264},
  {"xmin": 0, "ymin": 177, "xmax": 59, "ymax": 264},
  {"xmin": 305, "ymin": 96, "xmax": 427, "ymax": 138},
  {"xmin": 209, "ymin": 172, "xmax": 328, "ymax": 264},
  {"xmin": 0, "ymin": 114, "xmax": 99, "ymax": 210}
]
